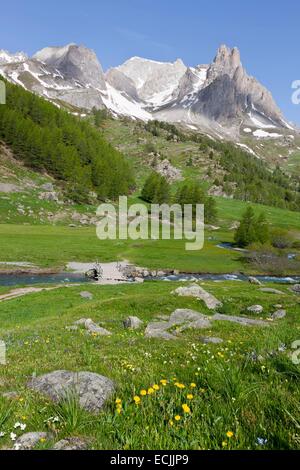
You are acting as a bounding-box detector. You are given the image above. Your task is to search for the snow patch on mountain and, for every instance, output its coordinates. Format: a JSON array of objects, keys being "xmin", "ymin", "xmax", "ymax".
[{"xmin": 101, "ymin": 83, "xmax": 151, "ymax": 120}]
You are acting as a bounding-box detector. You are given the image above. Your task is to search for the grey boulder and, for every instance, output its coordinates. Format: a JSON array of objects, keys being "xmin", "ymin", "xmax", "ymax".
[
  {"xmin": 259, "ymin": 288, "xmax": 285, "ymax": 295},
  {"xmin": 145, "ymin": 322, "xmax": 177, "ymax": 340},
  {"xmin": 53, "ymin": 437, "xmax": 88, "ymax": 450},
  {"xmin": 173, "ymin": 284, "xmax": 222, "ymax": 309},
  {"xmin": 291, "ymin": 284, "xmax": 300, "ymax": 294},
  {"xmin": 14, "ymin": 432, "xmax": 51, "ymax": 450},
  {"xmin": 271, "ymin": 309, "xmax": 286, "ymax": 320},
  {"xmin": 248, "ymin": 276, "xmax": 262, "ymax": 285},
  {"xmin": 84, "ymin": 319, "xmax": 111, "ymax": 336},
  {"xmin": 123, "ymin": 316, "xmax": 143, "ymax": 329},
  {"xmin": 212, "ymin": 313, "xmax": 269, "ymax": 327},
  {"xmin": 27, "ymin": 370, "xmax": 115, "ymax": 413},
  {"xmin": 200, "ymin": 336, "xmax": 224, "ymax": 344}
]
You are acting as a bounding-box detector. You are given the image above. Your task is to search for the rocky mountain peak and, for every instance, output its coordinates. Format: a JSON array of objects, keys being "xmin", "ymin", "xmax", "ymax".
[
  {"xmin": 34, "ymin": 44, "xmax": 106, "ymax": 90},
  {"xmin": 0, "ymin": 50, "xmax": 28, "ymax": 65}
]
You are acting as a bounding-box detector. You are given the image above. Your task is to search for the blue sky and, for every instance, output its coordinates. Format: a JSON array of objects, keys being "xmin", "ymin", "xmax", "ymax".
[{"xmin": 1, "ymin": 0, "xmax": 299, "ymax": 123}]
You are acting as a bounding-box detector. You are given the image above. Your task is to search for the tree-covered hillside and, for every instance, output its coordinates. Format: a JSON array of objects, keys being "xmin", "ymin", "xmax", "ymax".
[{"xmin": 0, "ymin": 80, "xmax": 134, "ymax": 202}]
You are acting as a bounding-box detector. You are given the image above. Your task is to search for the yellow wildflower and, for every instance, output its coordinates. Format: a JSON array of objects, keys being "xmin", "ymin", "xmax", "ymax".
[
  {"xmin": 169, "ymin": 420, "xmax": 174, "ymax": 426},
  {"xmin": 174, "ymin": 382, "xmax": 185, "ymax": 389},
  {"xmin": 222, "ymin": 441, "xmax": 227, "ymax": 447},
  {"xmin": 147, "ymin": 387, "xmax": 154, "ymax": 395},
  {"xmin": 152, "ymin": 384, "xmax": 160, "ymax": 391},
  {"xmin": 133, "ymin": 396, "xmax": 141, "ymax": 404},
  {"xmin": 160, "ymin": 379, "xmax": 168, "ymax": 386},
  {"xmin": 226, "ymin": 431, "xmax": 234, "ymax": 438},
  {"xmin": 190, "ymin": 383, "xmax": 196, "ymax": 388},
  {"xmin": 174, "ymin": 415, "xmax": 181, "ymax": 421},
  {"xmin": 140, "ymin": 390, "xmax": 147, "ymax": 396},
  {"xmin": 115, "ymin": 398, "xmax": 122, "ymax": 405},
  {"xmin": 182, "ymin": 404, "xmax": 191, "ymax": 414},
  {"xmin": 187, "ymin": 394, "xmax": 194, "ymax": 400}
]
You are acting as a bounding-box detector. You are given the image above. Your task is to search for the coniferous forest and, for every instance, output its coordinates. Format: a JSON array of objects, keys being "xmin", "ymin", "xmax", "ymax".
[{"xmin": 0, "ymin": 80, "xmax": 134, "ymax": 202}]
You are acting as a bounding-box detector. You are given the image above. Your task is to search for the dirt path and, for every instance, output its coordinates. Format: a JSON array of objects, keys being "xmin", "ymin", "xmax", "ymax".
[{"xmin": 0, "ymin": 285, "xmax": 71, "ymax": 302}]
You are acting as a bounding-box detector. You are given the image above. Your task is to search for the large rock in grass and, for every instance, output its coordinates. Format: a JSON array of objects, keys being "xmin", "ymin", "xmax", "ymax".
[
  {"xmin": 14, "ymin": 432, "xmax": 51, "ymax": 450},
  {"xmin": 271, "ymin": 309, "xmax": 286, "ymax": 320},
  {"xmin": 27, "ymin": 371, "xmax": 115, "ymax": 413},
  {"xmin": 173, "ymin": 284, "xmax": 222, "ymax": 309},
  {"xmin": 248, "ymin": 276, "xmax": 262, "ymax": 285},
  {"xmin": 291, "ymin": 284, "xmax": 300, "ymax": 294},
  {"xmin": 53, "ymin": 437, "xmax": 88, "ymax": 450},
  {"xmin": 145, "ymin": 322, "xmax": 177, "ymax": 340},
  {"xmin": 169, "ymin": 309, "xmax": 212, "ymax": 330},
  {"xmin": 123, "ymin": 316, "xmax": 143, "ymax": 329},
  {"xmin": 84, "ymin": 319, "xmax": 111, "ymax": 336},
  {"xmin": 259, "ymin": 288, "xmax": 285, "ymax": 295},
  {"xmin": 212, "ymin": 313, "xmax": 269, "ymax": 327}
]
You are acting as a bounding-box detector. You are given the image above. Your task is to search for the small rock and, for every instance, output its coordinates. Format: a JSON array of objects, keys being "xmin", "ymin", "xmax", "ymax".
[
  {"xmin": 134, "ymin": 277, "xmax": 144, "ymax": 283},
  {"xmin": 2, "ymin": 391, "xmax": 19, "ymax": 400},
  {"xmin": 247, "ymin": 305, "xmax": 264, "ymax": 314},
  {"xmin": 14, "ymin": 432, "xmax": 51, "ymax": 450},
  {"xmin": 260, "ymin": 288, "xmax": 285, "ymax": 295},
  {"xmin": 248, "ymin": 276, "xmax": 262, "ymax": 285},
  {"xmin": 80, "ymin": 291, "xmax": 93, "ymax": 300},
  {"xmin": 200, "ymin": 337, "xmax": 224, "ymax": 344},
  {"xmin": 84, "ymin": 319, "xmax": 111, "ymax": 336},
  {"xmin": 123, "ymin": 316, "xmax": 143, "ymax": 329},
  {"xmin": 271, "ymin": 309, "xmax": 286, "ymax": 320},
  {"xmin": 53, "ymin": 437, "xmax": 88, "ymax": 450},
  {"xmin": 27, "ymin": 370, "xmax": 115, "ymax": 413},
  {"xmin": 65, "ymin": 325, "xmax": 79, "ymax": 331},
  {"xmin": 291, "ymin": 284, "xmax": 300, "ymax": 294},
  {"xmin": 41, "ymin": 183, "xmax": 54, "ymax": 192},
  {"xmin": 74, "ymin": 318, "xmax": 90, "ymax": 325}
]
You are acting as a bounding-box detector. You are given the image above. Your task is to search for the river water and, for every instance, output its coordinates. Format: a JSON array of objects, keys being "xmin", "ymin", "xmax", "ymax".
[{"xmin": 0, "ymin": 272, "xmax": 299, "ymax": 287}]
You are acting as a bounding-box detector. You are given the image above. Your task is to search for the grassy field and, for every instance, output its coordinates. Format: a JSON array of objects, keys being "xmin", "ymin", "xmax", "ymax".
[{"xmin": 0, "ymin": 280, "xmax": 299, "ymax": 450}]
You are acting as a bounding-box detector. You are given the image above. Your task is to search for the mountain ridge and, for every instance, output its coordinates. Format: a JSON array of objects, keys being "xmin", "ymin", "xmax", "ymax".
[{"xmin": 0, "ymin": 43, "xmax": 296, "ymax": 142}]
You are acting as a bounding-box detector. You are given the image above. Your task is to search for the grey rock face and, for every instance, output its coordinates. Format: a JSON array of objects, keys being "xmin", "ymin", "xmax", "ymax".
[
  {"xmin": 271, "ymin": 309, "xmax": 286, "ymax": 320},
  {"xmin": 34, "ymin": 44, "xmax": 106, "ymax": 90},
  {"xmin": 53, "ymin": 437, "xmax": 88, "ymax": 450},
  {"xmin": 39, "ymin": 191, "xmax": 59, "ymax": 202},
  {"xmin": 173, "ymin": 284, "xmax": 222, "ymax": 309},
  {"xmin": 155, "ymin": 159, "xmax": 183, "ymax": 182},
  {"xmin": 247, "ymin": 305, "xmax": 264, "ymax": 314},
  {"xmin": 14, "ymin": 432, "xmax": 51, "ymax": 450},
  {"xmin": 41, "ymin": 183, "xmax": 54, "ymax": 191},
  {"xmin": 123, "ymin": 316, "xmax": 143, "ymax": 329},
  {"xmin": 117, "ymin": 56, "xmax": 186, "ymax": 102},
  {"xmin": 27, "ymin": 370, "xmax": 115, "ymax": 413},
  {"xmin": 105, "ymin": 68, "xmax": 139, "ymax": 100},
  {"xmin": 195, "ymin": 44, "xmax": 283, "ymax": 126}
]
